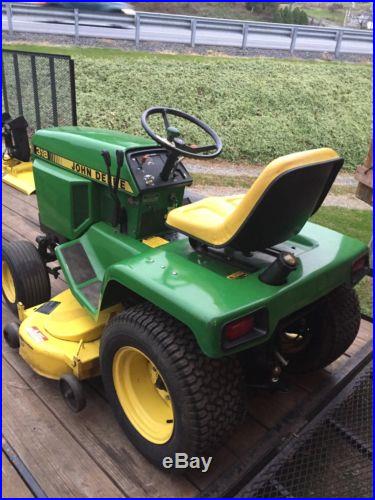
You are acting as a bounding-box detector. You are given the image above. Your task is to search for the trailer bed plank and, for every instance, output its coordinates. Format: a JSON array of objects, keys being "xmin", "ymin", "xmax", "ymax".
[
  {"xmin": 2, "ymin": 359, "xmax": 124, "ymax": 498},
  {"xmin": 3, "ymin": 183, "xmax": 38, "ymax": 209},
  {"xmin": 2, "ymin": 452, "xmax": 34, "ymax": 499}
]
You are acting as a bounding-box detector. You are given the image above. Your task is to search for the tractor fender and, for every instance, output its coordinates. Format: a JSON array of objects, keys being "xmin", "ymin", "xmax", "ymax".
[
  {"xmin": 99, "ymin": 249, "xmax": 258, "ymax": 359},
  {"xmin": 99, "ymin": 223, "xmax": 368, "ymax": 359},
  {"xmin": 101, "ymin": 276, "xmax": 217, "ymax": 355}
]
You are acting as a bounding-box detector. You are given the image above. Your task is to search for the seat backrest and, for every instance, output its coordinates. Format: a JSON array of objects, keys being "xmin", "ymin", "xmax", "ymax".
[{"xmin": 223, "ymin": 148, "xmax": 343, "ymax": 252}]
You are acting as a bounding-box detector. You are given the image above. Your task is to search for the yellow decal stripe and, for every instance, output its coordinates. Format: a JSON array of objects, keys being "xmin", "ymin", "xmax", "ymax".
[{"xmin": 34, "ymin": 146, "xmax": 133, "ymax": 194}]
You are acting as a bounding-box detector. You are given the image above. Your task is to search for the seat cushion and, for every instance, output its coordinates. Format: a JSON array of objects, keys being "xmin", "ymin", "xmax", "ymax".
[{"xmin": 166, "ymin": 195, "xmax": 244, "ymax": 244}]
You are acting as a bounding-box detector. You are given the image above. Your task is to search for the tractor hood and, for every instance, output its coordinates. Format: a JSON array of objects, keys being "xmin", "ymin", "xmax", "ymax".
[{"xmin": 32, "ymin": 126, "xmax": 156, "ymax": 188}]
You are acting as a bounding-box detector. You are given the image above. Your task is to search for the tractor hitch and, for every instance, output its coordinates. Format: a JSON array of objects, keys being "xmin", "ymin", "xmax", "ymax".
[
  {"xmin": 47, "ymin": 265, "xmax": 61, "ymax": 279},
  {"xmin": 36, "ymin": 235, "xmax": 57, "ymax": 263}
]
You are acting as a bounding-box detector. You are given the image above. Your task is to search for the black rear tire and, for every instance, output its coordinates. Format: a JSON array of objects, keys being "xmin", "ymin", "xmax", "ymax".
[
  {"xmin": 2, "ymin": 240, "xmax": 51, "ymax": 314},
  {"xmin": 280, "ymin": 285, "xmax": 361, "ymax": 374},
  {"xmin": 100, "ymin": 302, "xmax": 246, "ymax": 469}
]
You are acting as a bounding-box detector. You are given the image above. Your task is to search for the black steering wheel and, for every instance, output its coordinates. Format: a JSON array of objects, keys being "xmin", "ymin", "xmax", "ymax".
[{"xmin": 141, "ymin": 107, "xmax": 222, "ymax": 159}]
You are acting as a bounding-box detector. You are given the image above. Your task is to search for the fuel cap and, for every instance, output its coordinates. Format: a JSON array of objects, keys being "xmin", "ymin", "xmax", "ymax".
[
  {"xmin": 259, "ymin": 252, "xmax": 298, "ymax": 286},
  {"xmin": 281, "ymin": 252, "xmax": 297, "ymax": 268}
]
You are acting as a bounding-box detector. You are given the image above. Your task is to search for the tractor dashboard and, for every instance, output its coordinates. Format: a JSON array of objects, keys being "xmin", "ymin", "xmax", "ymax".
[{"xmin": 127, "ymin": 148, "xmax": 192, "ymax": 192}]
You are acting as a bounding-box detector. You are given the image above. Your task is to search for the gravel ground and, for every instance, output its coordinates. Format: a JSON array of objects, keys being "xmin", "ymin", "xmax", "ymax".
[
  {"xmin": 189, "ymin": 179, "xmax": 372, "ymax": 210},
  {"xmin": 185, "ymin": 158, "xmax": 370, "ymax": 210},
  {"xmin": 184, "ymin": 158, "xmax": 359, "ymax": 186},
  {"xmin": 3, "ymin": 32, "xmax": 372, "ymax": 63},
  {"xmin": 188, "ymin": 185, "xmax": 371, "ymax": 210}
]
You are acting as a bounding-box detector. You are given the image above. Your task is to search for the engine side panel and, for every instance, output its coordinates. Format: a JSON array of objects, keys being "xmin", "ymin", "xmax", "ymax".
[{"xmin": 34, "ymin": 158, "xmax": 98, "ymax": 240}]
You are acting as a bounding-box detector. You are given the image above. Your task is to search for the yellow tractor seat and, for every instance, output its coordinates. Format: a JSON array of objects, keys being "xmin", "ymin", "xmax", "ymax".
[{"xmin": 167, "ymin": 148, "xmax": 343, "ymax": 252}]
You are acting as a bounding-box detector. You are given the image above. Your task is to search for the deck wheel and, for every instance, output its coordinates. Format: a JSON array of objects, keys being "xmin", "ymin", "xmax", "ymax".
[
  {"xmin": 59, "ymin": 374, "xmax": 86, "ymax": 413},
  {"xmin": 3, "ymin": 321, "xmax": 20, "ymax": 349}
]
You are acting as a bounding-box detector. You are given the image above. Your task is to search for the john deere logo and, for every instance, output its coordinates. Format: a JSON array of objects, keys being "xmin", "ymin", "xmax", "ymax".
[{"xmin": 33, "ymin": 146, "xmax": 133, "ymax": 193}]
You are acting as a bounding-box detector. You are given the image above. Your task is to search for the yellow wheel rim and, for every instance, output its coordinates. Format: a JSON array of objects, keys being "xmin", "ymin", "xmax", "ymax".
[
  {"xmin": 113, "ymin": 347, "xmax": 174, "ymax": 444},
  {"xmin": 2, "ymin": 261, "xmax": 16, "ymax": 303}
]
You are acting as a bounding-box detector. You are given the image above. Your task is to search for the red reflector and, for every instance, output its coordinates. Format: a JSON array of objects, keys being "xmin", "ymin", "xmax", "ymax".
[
  {"xmin": 224, "ymin": 315, "xmax": 254, "ymax": 342},
  {"xmin": 352, "ymin": 255, "xmax": 367, "ymax": 274}
]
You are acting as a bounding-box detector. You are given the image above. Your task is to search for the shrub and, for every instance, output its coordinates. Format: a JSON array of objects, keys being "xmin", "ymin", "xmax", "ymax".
[
  {"xmin": 275, "ymin": 6, "xmax": 309, "ymax": 25},
  {"xmin": 329, "ymin": 3, "xmax": 344, "ymax": 11},
  {"xmin": 73, "ymin": 53, "xmax": 371, "ymax": 170},
  {"xmin": 246, "ymin": 2, "xmax": 279, "ymax": 13}
]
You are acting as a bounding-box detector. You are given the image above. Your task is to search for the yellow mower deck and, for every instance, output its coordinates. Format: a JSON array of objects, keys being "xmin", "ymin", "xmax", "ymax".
[
  {"xmin": 18, "ymin": 289, "xmax": 122, "ymax": 380},
  {"xmin": 2, "ymin": 158, "xmax": 35, "ymax": 195}
]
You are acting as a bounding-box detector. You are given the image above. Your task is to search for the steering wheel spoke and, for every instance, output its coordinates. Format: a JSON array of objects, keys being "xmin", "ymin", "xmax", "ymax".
[{"xmin": 161, "ymin": 109, "xmax": 171, "ymax": 131}]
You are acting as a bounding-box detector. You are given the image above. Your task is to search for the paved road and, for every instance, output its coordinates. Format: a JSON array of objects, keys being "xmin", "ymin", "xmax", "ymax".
[{"xmin": 2, "ymin": 14, "xmax": 373, "ymax": 55}]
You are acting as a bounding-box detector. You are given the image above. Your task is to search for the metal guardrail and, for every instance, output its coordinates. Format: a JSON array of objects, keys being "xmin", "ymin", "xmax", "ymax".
[{"xmin": 2, "ymin": 4, "xmax": 373, "ymax": 57}]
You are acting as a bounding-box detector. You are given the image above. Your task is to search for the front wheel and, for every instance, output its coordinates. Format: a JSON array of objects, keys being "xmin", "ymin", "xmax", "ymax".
[
  {"xmin": 2, "ymin": 240, "xmax": 51, "ymax": 314},
  {"xmin": 278, "ymin": 284, "xmax": 361, "ymax": 374},
  {"xmin": 100, "ymin": 303, "xmax": 245, "ymax": 469}
]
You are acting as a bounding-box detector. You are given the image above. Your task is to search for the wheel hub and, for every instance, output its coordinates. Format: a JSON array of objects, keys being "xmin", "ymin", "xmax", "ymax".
[
  {"xmin": 2, "ymin": 261, "xmax": 16, "ymax": 303},
  {"xmin": 113, "ymin": 347, "xmax": 174, "ymax": 444},
  {"xmin": 149, "ymin": 363, "xmax": 171, "ymax": 404}
]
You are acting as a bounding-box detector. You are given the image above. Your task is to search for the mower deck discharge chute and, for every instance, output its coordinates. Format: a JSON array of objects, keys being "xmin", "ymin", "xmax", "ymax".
[
  {"xmin": 2, "ymin": 107, "xmax": 369, "ymax": 469},
  {"xmin": 2, "ymin": 113, "xmax": 36, "ymax": 195}
]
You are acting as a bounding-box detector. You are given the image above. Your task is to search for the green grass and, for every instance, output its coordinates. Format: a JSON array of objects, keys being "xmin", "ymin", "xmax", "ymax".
[
  {"xmin": 4, "ymin": 43, "xmax": 371, "ymax": 171},
  {"xmin": 312, "ymin": 207, "xmax": 372, "ymax": 317},
  {"xmin": 311, "ymin": 207, "xmax": 372, "ymax": 244},
  {"xmin": 355, "ymin": 276, "xmax": 372, "ymax": 318},
  {"xmin": 193, "ymin": 173, "xmax": 356, "ymax": 196},
  {"xmin": 304, "ymin": 7, "xmax": 346, "ymax": 25},
  {"xmin": 193, "ymin": 173, "xmax": 255, "ymax": 188}
]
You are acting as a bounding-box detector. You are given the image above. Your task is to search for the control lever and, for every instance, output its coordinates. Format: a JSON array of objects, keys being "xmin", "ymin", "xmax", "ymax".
[
  {"xmin": 114, "ymin": 150, "xmax": 125, "ymax": 226},
  {"xmin": 101, "ymin": 150, "xmax": 112, "ymax": 177},
  {"xmin": 101, "ymin": 150, "xmax": 125, "ymax": 227},
  {"xmin": 115, "ymin": 150, "xmax": 124, "ymax": 189},
  {"xmin": 160, "ymin": 151, "xmax": 179, "ymax": 181}
]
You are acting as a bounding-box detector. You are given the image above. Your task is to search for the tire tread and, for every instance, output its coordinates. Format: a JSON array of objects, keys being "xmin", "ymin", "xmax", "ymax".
[
  {"xmin": 3, "ymin": 240, "xmax": 51, "ymax": 313},
  {"xmin": 102, "ymin": 302, "xmax": 246, "ymax": 455}
]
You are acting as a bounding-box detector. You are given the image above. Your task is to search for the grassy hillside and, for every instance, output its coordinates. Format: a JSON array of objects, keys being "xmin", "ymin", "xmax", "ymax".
[
  {"xmin": 135, "ymin": 2, "xmax": 271, "ymax": 21},
  {"xmin": 5, "ymin": 43, "xmax": 372, "ymax": 170},
  {"xmin": 303, "ymin": 6, "xmax": 346, "ymax": 25},
  {"xmin": 135, "ymin": 2, "xmax": 346, "ymax": 25},
  {"xmin": 312, "ymin": 207, "xmax": 372, "ymax": 317}
]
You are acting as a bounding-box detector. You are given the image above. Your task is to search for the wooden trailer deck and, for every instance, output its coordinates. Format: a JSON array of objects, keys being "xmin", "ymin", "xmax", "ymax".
[{"xmin": 2, "ymin": 183, "xmax": 373, "ymax": 498}]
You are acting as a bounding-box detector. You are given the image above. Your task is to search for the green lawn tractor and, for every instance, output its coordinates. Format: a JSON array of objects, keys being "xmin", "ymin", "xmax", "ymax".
[{"xmin": 2, "ymin": 107, "xmax": 369, "ymax": 469}]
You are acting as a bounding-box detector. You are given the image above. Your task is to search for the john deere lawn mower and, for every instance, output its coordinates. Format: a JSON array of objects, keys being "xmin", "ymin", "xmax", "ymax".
[{"xmin": 2, "ymin": 107, "xmax": 369, "ymax": 468}]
